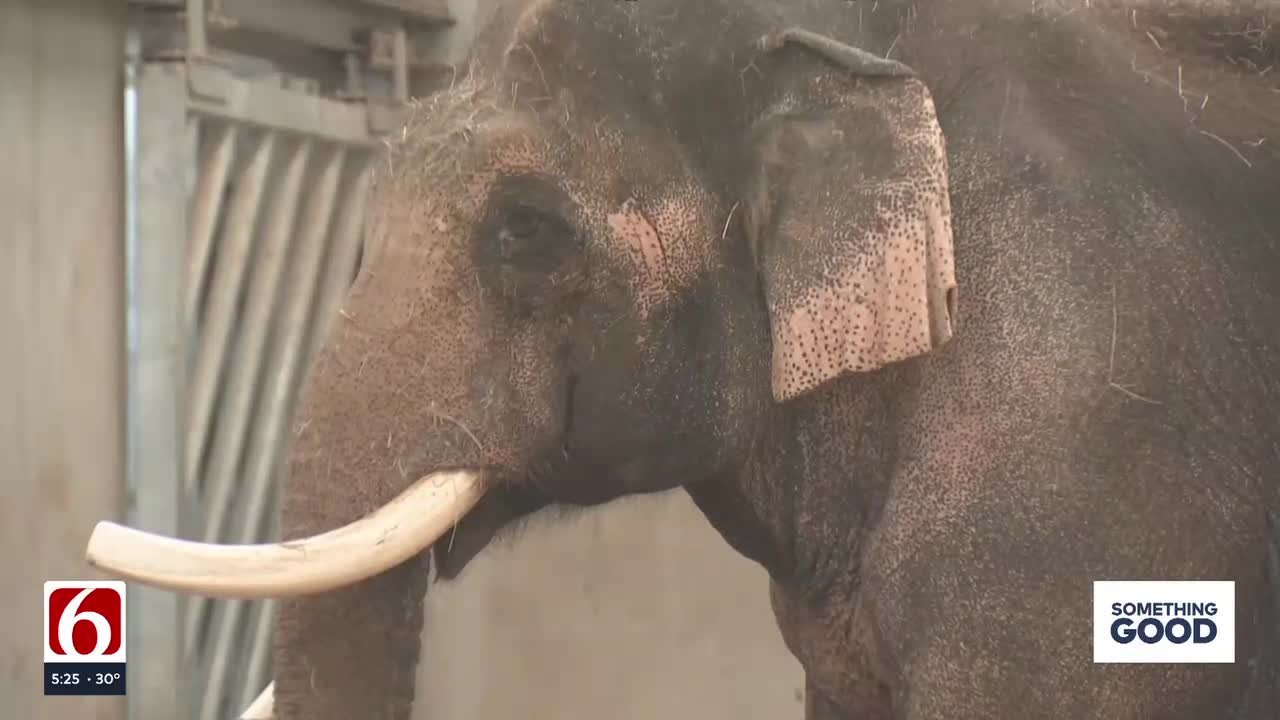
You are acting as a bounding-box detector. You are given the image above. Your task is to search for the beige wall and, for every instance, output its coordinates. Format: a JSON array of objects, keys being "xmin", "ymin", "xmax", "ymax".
[
  {"xmin": 0, "ymin": 1, "xmax": 129, "ymax": 719},
  {"xmin": 417, "ymin": 491, "xmax": 805, "ymax": 720}
]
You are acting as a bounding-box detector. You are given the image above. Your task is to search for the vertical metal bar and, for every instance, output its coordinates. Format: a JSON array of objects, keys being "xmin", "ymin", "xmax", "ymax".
[
  {"xmin": 183, "ymin": 137, "xmax": 311, "ymax": 648},
  {"xmin": 125, "ymin": 55, "xmax": 192, "ymax": 720},
  {"xmin": 303, "ymin": 154, "xmax": 373, "ymax": 369},
  {"xmin": 237, "ymin": 599, "xmax": 278, "ymax": 715},
  {"xmin": 185, "ymin": 121, "xmax": 237, "ymax": 331},
  {"xmin": 187, "ymin": 0, "xmax": 207, "ymax": 57},
  {"xmin": 124, "ymin": 3, "xmax": 139, "ymax": 534},
  {"xmin": 344, "ymin": 52, "xmax": 364, "ymax": 98},
  {"xmin": 122, "ymin": 21, "xmax": 142, "ymax": 720},
  {"xmin": 198, "ymin": 598, "xmax": 246, "ymax": 720},
  {"xmin": 391, "ymin": 25, "xmax": 409, "ymax": 102},
  {"xmin": 184, "ymin": 130, "xmax": 276, "ymax": 496},
  {"xmin": 240, "ymin": 474, "xmax": 281, "ymax": 713}
]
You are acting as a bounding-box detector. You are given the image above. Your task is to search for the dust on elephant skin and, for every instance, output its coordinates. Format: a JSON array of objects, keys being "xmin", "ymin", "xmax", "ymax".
[{"xmin": 272, "ymin": 1, "xmax": 1280, "ymax": 719}]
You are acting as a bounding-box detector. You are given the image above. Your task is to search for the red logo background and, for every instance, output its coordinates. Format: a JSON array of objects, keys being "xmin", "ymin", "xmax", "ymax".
[{"xmin": 46, "ymin": 587, "xmax": 123, "ymax": 656}]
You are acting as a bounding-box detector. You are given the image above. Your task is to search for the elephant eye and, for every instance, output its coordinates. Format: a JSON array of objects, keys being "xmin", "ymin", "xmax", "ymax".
[
  {"xmin": 503, "ymin": 206, "xmax": 546, "ymax": 240},
  {"xmin": 472, "ymin": 176, "xmax": 585, "ymax": 301},
  {"xmin": 493, "ymin": 205, "xmax": 572, "ymax": 265}
]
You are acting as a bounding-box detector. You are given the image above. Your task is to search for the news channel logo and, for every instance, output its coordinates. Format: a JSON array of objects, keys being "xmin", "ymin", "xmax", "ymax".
[
  {"xmin": 43, "ymin": 580, "xmax": 127, "ymax": 696},
  {"xmin": 1093, "ymin": 580, "xmax": 1234, "ymax": 663}
]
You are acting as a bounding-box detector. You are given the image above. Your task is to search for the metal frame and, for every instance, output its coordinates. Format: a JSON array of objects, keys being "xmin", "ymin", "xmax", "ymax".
[
  {"xmin": 125, "ymin": 18, "xmax": 191, "ymax": 720},
  {"xmin": 123, "ymin": 1, "xmax": 452, "ymax": 716}
]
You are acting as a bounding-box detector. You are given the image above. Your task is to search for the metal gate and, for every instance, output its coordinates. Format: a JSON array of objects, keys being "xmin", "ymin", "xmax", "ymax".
[{"xmin": 123, "ymin": 2, "xmax": 455, "ymax": 717}]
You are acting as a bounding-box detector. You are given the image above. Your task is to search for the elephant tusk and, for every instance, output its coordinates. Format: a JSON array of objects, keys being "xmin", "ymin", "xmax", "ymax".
[
  {"xmin": 84, "ymin": 471, "xmax": 486, "ymax": 598},
  {"xmin": 242, "ymin": 682, "xmax": 274, "ymax": 719}
]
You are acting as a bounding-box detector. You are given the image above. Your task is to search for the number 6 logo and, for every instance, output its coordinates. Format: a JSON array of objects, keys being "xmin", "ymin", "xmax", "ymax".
[
  {"xmin": 58, "ymin": 589, "xmax": 112, "ymax": 657},
  {"xmin": 43, "ymin": 581, "xmax": 126, "ymax": 662}
]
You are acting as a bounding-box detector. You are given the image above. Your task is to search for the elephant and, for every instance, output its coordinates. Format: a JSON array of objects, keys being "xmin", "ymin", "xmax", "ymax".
[
  {"xmin": 268, "ymin": 0, "xmax": 1280, "ymax": 718},
  {"xmin": 82, "ymin": 0, "xmax": 1279, "ymax": 718}
]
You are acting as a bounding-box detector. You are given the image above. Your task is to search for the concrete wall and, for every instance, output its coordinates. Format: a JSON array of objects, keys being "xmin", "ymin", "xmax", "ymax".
[
  {"xmin": 0, "ymin": 1, "xmax": 129, "ymax": 719},
  {"xmin": 416, "ymin": 492, "xmax": 805, "ymax": 720}
]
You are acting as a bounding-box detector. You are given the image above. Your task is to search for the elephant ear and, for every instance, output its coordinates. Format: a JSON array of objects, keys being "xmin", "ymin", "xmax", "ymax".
[{"xmin": 743, "ymin": 29, "xmax": 958, "ymax": 402}]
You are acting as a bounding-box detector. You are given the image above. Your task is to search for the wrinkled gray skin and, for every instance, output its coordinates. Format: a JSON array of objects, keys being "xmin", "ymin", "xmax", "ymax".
[
  {"xmin": 272, "ymin": 1, "xmax": 1280, "ymax": 718},
  {"xmin": 1236, "ymin": 512, "xmax": 1280, "ymax": 719}
]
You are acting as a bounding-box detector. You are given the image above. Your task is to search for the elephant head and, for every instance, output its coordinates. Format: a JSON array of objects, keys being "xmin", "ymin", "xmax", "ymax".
[{"xmin": 86, "ymin": 2, "xmax": 956, "ymax": 718}]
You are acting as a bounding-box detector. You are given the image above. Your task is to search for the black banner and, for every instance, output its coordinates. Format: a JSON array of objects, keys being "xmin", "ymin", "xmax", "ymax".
[{"xmin": 44, "ymin": 662, "xmax": 127, "ymax": 696}]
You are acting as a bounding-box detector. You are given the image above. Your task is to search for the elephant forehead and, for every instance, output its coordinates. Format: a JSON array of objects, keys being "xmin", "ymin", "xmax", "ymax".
[
  {"xmin": 454, "ymin": 125, "xmax": 559, "ymax": 196},
  {"xmin": 480, "ymin": 121, "xmax": 554, "ymax": 168},
  {"xmin": 378, "ymin": 108, "xmax": 556, "ymax": 203}
]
